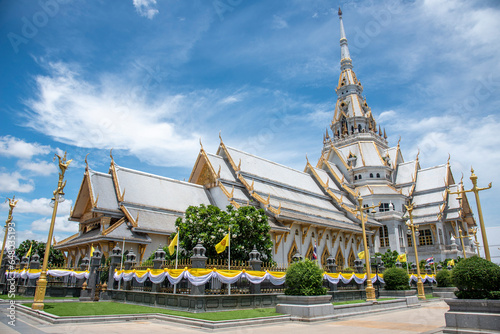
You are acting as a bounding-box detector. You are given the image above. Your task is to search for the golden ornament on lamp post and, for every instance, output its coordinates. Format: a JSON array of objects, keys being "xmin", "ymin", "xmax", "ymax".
[
  {"xmin": 0, "ymin": 196, "xmax": 18, "ymax": 268},
  {"xmin": 32, "ymin": 152, "xmax": 72, "ymax": 310},
  {"xmin": 469, "ymin": 227, "xmax": 481, "ymax": 257},
  {"xmin": 448, "ymin": 168, "xmax": 492, "ymax": 261},
  {"xmin": 457, "ymin": 227, "xmax": 468, "ymax": 259},
  {"xmin": 356, "ymin": 195, "xmax": 380, "ymax": 303},
  {"xmin": 405, "ymin": 203, "xmax": 426, "ymax": 300}
]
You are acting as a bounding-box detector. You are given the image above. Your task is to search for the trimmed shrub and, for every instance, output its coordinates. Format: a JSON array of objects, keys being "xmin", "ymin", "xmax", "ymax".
[
  {"xmin": 436, "ymin": 269, "xmax": 453, "ymax": 287},
  {"xmin": 452, "ymin": 256, "xmax": 500, "ymax": 299},
  {"xmin": 284, "ymin": 259, "xmax": 327, "ymax": 296},
  {"xmin": 383, "ymin": 267, "xmax": 411, "ymax": 290}
]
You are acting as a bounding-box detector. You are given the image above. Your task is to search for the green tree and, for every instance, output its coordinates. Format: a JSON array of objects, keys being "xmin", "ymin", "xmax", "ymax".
[
  {"xmin": 285, "ymin": 259, "xmax": 327, "ymax": 296},
  {"xmin": 15, "ymin": 239, "xmax": 65, "ymax": 267},
  {"xmin": 383, "ymin": 267, "xmax": 411, "ymax": 290},
  {"xmin": 171, "ymin": 204, "xmax": 273, "ymax": 262},
  {"xmin": 375, "ymin": 249, "xmax": 399, "ymax": 268}
]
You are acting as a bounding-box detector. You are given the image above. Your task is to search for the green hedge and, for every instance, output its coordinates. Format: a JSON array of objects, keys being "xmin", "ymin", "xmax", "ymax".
[
  {"xmin": 436, "ymin": 269, "xmax": 453, "ymax": 287},
  {"xmin": 452, "ymin": 256, "xmax": 500, "ymax": 299},
  {"xmin": 383, "ymin": 267, "xmax": 410, "ymax": 290},
  {"xmin": 284, "ymin": 259, "xmax": 327, "ymax": 296}
]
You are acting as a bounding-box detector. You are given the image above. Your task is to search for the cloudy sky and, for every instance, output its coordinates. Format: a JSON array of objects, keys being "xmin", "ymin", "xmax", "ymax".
[{"xmin": 1, "ymin": 0, "xmax": 499, "ymax": 260}]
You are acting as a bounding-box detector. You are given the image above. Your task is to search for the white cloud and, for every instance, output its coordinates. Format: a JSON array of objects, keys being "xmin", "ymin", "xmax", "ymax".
[
  {"xmin": 377, "ymin": 110, "xmax": 396, "ymax": 123},
  {"xmin": 133, "ymin": 0, "xmax": 159, "ymax": 19},
  {"xmin": 18, "ymin": 160, "xmax": 58, "ymax": 176},
  {"xmin": 0, "ymin": 172, "xmax": 34, "ymax": 193},
  {"xmin": 31, "ymin": 215, "xmax": 78, "ymax": 233},
  {"xmin": 0, "ymin": 197, "xmax": 73, "ymax": 216},
  {"xmin": 25, "ymin": 62, "xmax": 202, "ymax": 167},
  {"xmin": 272, "ymin": 15, "xmax": 289, "ymax": 30},
  {"xmin": 219, "ymin": 95, "xmax": 241, "ymax": 105},
  {"xmin": 0, "ymin": 136, "xmax": 51, "ymax": 160}
]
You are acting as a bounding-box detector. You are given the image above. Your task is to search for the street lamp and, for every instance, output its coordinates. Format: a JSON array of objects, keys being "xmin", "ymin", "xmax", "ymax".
[
  {"xmin": 32, "ymin": 152, "xmax": 72, "ymax": 310},
  {"xmin": 0, "ymin": 197, "xmax": 18, "ymax": 268},
  {"xmin": 405, "ymin": 203, "xmax": 426, "ymax": 300},
  {"xmin": 457, "ymin": 227, "xmax": 468, "ymax": 259},
  {"xmin": 448, "ymin": 168, "xmax": 492, "ymax": 261},
  {"xmin": 356, "ymin": 195, "xmax": 379, "ymax": 303}
]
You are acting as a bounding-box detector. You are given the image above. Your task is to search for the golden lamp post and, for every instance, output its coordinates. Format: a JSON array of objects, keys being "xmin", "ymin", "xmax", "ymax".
[
  {"xmin": 457, "ymin": 227, "xmax": 468, "ymax": 259},
  {"xmin": 448, "ymin": 168, "xmax": 492, "ymax": 261},
  {"xmin": 32, "ymin": 152, "xmax": 72, "ymax": 310},
  {"xmin": 469, "ymin": 227, "xmax": 481, "ymax": 257},
  {"xmin": 405, "ymin": 203, "xmax": 426, "ymax": 300},
  {"xmin": 356, "ymin": 195, "xmax": 379, "ymax": 303},
  {"xmin": 0, "ymin": 196, "xmax": 18, "ymax": 267}
]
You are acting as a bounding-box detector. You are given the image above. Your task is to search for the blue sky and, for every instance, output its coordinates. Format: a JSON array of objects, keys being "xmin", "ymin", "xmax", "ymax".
[{"xmin": 1, "ymin": 0, "xmax": 499, "ymax": 260}]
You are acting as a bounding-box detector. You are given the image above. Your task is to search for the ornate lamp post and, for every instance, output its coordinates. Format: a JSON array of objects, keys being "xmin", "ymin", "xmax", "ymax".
[
  {"xmin": 356, "ymin": 195, "xmax": 379, "ymax": 303},
  {"xmin": 32, "ymin": 152, "xmax": 72, "ymax": 310},
  {"xmin": 405, "ymin": 203, "xmax": 426, "ymax": 300},
  {"xmin": 448, "ymin": 168, "xmax": 492, "ymax": 261},
  {"xmin": 0, "ymin": 197, "xmax": 18, "ymax": 267},
  {"xmin": 469, "ymin": 228, "xmax": 481, "ymax": 257},
  {"xmin": 457, "ymin": 227, "xmax": 468, "ymax": 259}
]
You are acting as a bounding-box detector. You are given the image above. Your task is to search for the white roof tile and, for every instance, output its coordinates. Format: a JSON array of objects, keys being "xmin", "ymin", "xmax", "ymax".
[{"xmin": 115, "ymin": 165, "xmax": 212, "ymax": 212}]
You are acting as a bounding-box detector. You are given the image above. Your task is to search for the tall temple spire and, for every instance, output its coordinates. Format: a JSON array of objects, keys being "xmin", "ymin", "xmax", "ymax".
[{"xmin": 338, "ymin": 8, "xmax": 352, "ymax": 71}]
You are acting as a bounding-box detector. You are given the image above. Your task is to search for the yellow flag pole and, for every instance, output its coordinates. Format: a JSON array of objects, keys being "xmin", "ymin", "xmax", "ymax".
[
  {"xmin": 174, "ymin": 228, "xmax": 179, "ymax": 294},
  {"xmin": 228, "ymin": 227, "xmax": 231, "ymax": 296}
]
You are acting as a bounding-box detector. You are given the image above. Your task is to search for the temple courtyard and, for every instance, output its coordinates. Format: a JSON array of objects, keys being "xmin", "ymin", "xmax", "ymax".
[{"xmin": 0, "ymin": 299, "xmax": 448, "ymax": 334}]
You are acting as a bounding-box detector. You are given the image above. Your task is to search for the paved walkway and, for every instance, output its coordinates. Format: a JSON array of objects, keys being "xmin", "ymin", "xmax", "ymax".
[{"xmin": 0, "ymin": 300, "xmax": 448, "ymax": 334}]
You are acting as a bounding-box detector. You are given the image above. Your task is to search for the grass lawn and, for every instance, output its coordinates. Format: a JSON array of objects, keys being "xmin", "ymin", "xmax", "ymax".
[
  {"xmin": 21, "ymin": 302, "xmax": 281, "ymax": 321},
  {"xmin": 1, "ymin": 295, "xmax": 79, "ymax": 301},
  {"xmin": 332, "ymin": 298, "xmax": 394, "ymax": 305},
  {"xmin": 425, "ymin": 294, "xmax": 438, "ymax": 299}
]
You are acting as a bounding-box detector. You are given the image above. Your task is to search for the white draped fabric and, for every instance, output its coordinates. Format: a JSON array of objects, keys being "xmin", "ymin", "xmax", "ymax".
[{"xmin": 5, "ymin": 269, "xmax": 89, "ymax": 280}]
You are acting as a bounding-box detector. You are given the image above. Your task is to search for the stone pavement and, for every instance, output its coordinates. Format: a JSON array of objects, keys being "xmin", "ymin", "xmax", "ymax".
[{"xmin": 0, "ymin": 300, "xmax": 448, "ymax": 334}]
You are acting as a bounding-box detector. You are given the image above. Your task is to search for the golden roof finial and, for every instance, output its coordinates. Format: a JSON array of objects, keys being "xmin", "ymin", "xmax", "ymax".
[
  {"xmin": 85, "ymin": 153, "xmax": 90, "ymax": 171},
  {"xmin": 306, "ymin": 153, "xmax": 309, "ymax": 164},
  {"xmin": 416, "ymin": 149, "xmax": 420, "ymax": 161},
  {"xmin": 199, "ymin": 138, "xmax": 204, "ymax": 150},
  {"xmin": 219, "ymin": 131, "xmax": 223, "ymax": 144},
  {"xmin": 397, "ymin": 136, "xmax": 401, "ymax": 148},
  {"xmin": 447, "ymin": 153, "xmax": 451, "ymax": 165},
  {"xmin": 237, "ymin": 158, "xmax": 241, "ymax": 171},
  {"xmin": 110, "ymin": 148, "xmax": 114, "ymax": 165}
]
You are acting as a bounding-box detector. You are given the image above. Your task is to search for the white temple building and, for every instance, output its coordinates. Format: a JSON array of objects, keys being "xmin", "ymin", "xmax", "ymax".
[{"xmin": 55, "ymin": 10, "xmax": 477, "ymax": 268}]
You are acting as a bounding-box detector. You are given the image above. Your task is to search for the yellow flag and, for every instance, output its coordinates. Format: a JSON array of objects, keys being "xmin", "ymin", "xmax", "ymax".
[
  {"xmin": 398, "ymin": 253, "xmax": 407, "ymax": 262},
  {"xmin": 25, "ymin": 243, "xmax": 32, "ymax": 257},
  {"xmin": 215, "ymin": 234, "xmax": 230, "ymax": 254},
  {"xmin": 358, "ymin": 251, "xmax": 364, "ymax": 259},
  {"xmin": 90, "ymin": 245, "xmax": 95, "ymax": 257},
  {"xmin": 447, "ymin": 259, "xmax": 455, "ymax": 267},
  {"xmin": 168, "ymin": 233, "xmax": 178, "ymax": 255}
]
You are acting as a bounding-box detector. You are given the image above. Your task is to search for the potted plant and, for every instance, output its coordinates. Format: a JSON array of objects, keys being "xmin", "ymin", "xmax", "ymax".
[
  {"xmin": 444, "ymin": 256, "xmax": 500, "ymax": 333},
  {"xmin": 276, "ymin": 259, "xmax": 333, "ymax": 319},
  {"xmin": 379, "ymin": 267, "xmax": 416, "ymax": 297}
]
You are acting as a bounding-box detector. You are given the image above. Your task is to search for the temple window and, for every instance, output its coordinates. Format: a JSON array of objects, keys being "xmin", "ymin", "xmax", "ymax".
[
  {"xmin": 379, "ymin": 203, "xmax": 390, "ymax": 212},
  {"xmin": 359, "ymin": 175, "xmax": 362, "ymax": 180},
  {"xmin": 379, "ymin": 225, "xmax": 389, "ymax": 247},
  {"xmin": 370, "ymin": 173, "xmax": 373, "ymax": 178},
  {"xmin": 376, "ymin": 173, "xmax": 380, "ymax": 178},
  {"xmin": 419, "ymin": 229, "xmax": 433, "ymax": 246},
  {"xmin": 354, "ymin": 175, "xmax": 358, "ymax": 180}
]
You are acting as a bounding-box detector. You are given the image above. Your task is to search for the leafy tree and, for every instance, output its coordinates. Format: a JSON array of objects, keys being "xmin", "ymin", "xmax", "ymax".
[
  {"xmin": 452, "ymin": 256, "xmax": 500, "ymax": 299},
  {"xmin": 375, "ymin": 249, "xmax": 399, "ymax": 268},
  {"xmin": 285, "ymin": 259, "xmax": 327, "ymax": 296},
  {"xmin": 15, "ymin": 239, "xmax": 65, "ymax": 267},
  {"xmin": 170, "ymin": 205, "xmax": 273, "ymax": 262}
]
